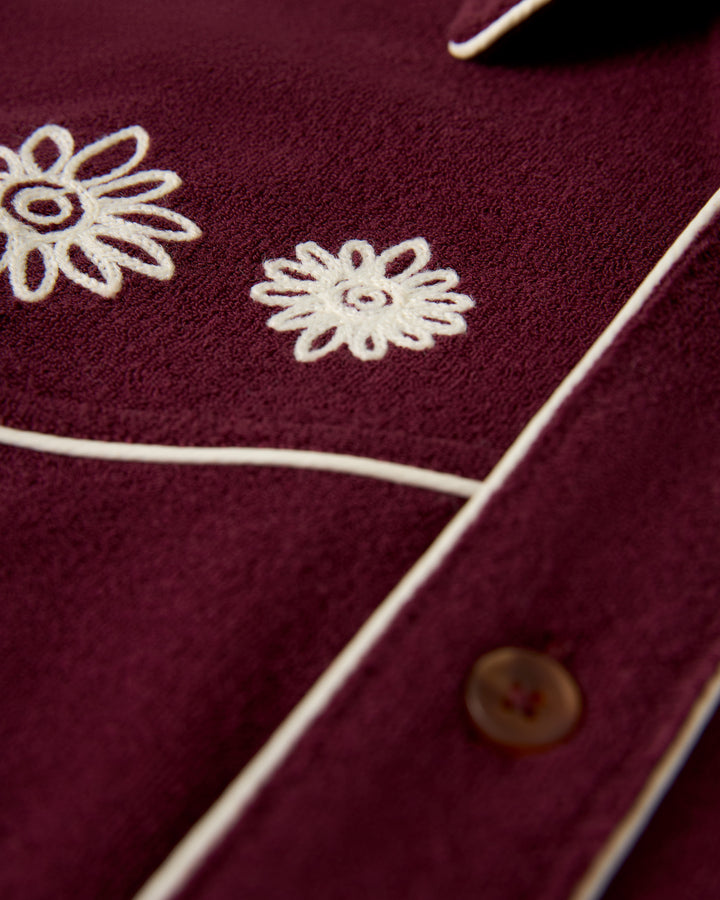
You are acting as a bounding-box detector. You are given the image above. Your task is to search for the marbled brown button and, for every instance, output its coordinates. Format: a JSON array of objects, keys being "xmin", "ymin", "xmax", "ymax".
[{"xmin": 465, "ymin": 647, "xmax": 582, "ymax": 751}]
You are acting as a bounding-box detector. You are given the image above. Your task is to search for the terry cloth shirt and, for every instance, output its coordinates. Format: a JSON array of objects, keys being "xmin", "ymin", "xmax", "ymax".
[{"xmin": 1, "ymin": 1, "xmax": 720, "ymax": 898}]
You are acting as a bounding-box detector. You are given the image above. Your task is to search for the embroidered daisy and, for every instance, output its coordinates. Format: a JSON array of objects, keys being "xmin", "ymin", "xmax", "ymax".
[
  {"xmin": 250, "ymin": 238, "xmax": 474, "ymax": 362},
  {"xmin": 0, "ymin": 124, "xmax": 201, "ymax": 302}
]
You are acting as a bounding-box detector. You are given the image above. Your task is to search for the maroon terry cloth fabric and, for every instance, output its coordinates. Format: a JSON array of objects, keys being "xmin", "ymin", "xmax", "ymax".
[
  {"xmin": 172, "ymin": 218, "xmax": 720, "ymax": 900},
  {"xmin": 1, "ymin": 1, "xmax": 720, "ymax": 899},
  {"xmin": 0, "ymin": 457, "xmax": 463, "ymax": 900}
]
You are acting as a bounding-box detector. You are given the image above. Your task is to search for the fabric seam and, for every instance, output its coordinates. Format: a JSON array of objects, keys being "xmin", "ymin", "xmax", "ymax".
[
  {"xmin": 0, "ymin": 427, "xmax": 482, "ymax": 498},
  {"xmin": 0, "ymin": 389, "xmax": 499, "ymax": 478}
]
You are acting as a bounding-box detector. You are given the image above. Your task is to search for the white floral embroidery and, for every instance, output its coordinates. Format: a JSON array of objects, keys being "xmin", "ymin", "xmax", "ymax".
[
  {"xmin": 250, "ymin": 238, "xmax": 474, "ymax": 362},
  {"xmin": 0, "ymin": 124, "xmax": 201, "ymax": 302}
]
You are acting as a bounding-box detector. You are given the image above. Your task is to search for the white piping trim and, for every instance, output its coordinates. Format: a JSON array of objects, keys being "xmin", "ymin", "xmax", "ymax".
[
  {"xmin": 133, "ymin": 183, "xmax": 720, "ymax": 900},
  {"xmin": 0, "ymin": 426, "xmax": 482, "ymax": 498},
  {"xmin": 570, "ymin": 662, "xmax": 720, "ymax": 900},
  {"xmin": 448, "ymin": 0, "xmax": 553, "ymax": 59}
]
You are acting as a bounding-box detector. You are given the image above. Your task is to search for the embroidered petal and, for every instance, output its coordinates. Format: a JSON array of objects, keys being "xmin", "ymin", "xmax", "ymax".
[
  {"xmin": 295, "ymin": 242, "xmax": 340, "ymax": 278},
  {"xmin": 98, "ymin": 205, "xmax": 201, "ymax": 243},
  {"xmin": 18, "ymin": 125, "xmax": 74, "ymax": 177},
  {"xmin": 409, "ymin": 293, "xmax": 475, "ymax": 315},
  {"xmin": 120, "ymin": 205, "xmax": 201, "ymax": 241},
  {"xmin": 7, "ymin": 239, "xmax": 59, "ymax": 302},
  {"xmin": 250, "ymin": 281, "xmax": 311, "ymax": 307},
  {"xmin": 55, "ymin": 238, "xmax": 123, "ymax": 297},
  {"xmin": 384, "ymin": 320, "xmax": 436, "ymax": 350},
  {"xmin": 416, "ymin": 309, "xmax": 468, "ymax": 334},
  {"xmin": 262, "ymin": 256, "xmax": 318, "ymax": 284},
  {"xmin": 266, "ymin": 303, "xmax": 323, "ymax": 331},
  {"xmin": 379, "ymin": 237, "xmax": 431, "ymax": 280},
  {"xmin": 404, "ymin": 268, "xmax": 460, "ymax": 296},
  {"xmin": 294, "ymin": 324, "xmax": 346, "ymax": 362},
  {"xmin": 337, "ymin": 240, "xmax": 379, "ymax": 277},
  {"xmin": 0, "ymin": 146, "xmax": 23, "ymax": 180},
  {"xmin": 88, "ymin": 224, "xmax": 175, "ymax": 281},
  {"xmin": 348, "ymin": 325, "xmax": 388, "ymax": 361},
  {"xmin": 90, "ymin": 170, "xmax": 182, "ymax": 204},
  {"xmin": 66, "ymin": 126, "xmax": 150, "ymax": 187}
]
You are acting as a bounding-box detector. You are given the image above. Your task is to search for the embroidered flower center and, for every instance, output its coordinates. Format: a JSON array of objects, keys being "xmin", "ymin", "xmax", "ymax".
[
  {"xmin": 337, "ymin": 278, "xmax": 396, "ymax": 313},
  {"xmin": 2, "ymin": 179, "xmax": 88, "ymax": 237}
]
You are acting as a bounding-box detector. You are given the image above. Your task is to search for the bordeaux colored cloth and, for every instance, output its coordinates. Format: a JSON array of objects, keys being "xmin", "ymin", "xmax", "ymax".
[
  {"xmin": 1, "ymin": 1, "xmax": 720, "ymax": 899},
  {"xmin": 0, "ymin": 459, "xmax": 463, "ymax": 899}
]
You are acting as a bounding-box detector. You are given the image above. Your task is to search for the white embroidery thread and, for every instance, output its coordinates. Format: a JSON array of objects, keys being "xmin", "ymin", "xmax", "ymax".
[
  {"xmin": 0, "ymin": 124, "xmax": 201, "ymax": 302},
  {"xmin": 250, "ymin": 238, "xmax": 474, "ymax": 362}
]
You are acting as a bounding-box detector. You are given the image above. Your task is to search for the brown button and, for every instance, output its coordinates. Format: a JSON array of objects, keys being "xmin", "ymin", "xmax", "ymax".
[{"xmin": 465, "ymin": 647, "xmax": 582, "ymax": 751}]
